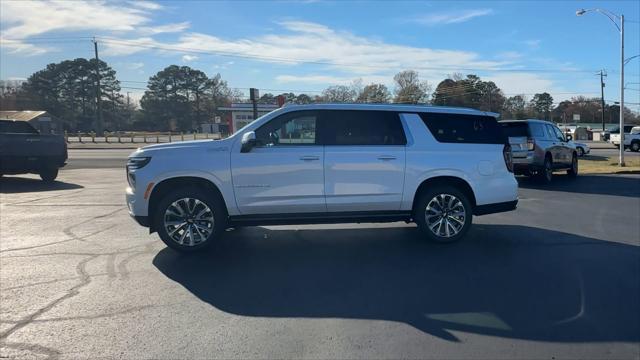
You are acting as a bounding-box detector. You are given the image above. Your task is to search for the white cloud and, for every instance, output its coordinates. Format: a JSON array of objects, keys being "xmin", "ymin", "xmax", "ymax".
[
  {"xmin": 115, "ymin": 20, "xmax": 507, "ymax": 78},
  {"xmin": 524, "ymin": 39, "xmax": 541, "ymax": 49},
  {"xmin": 139, "ymin": 22, "xmax": 190, "ymax": 35},
  {"xmin": 126, "ymin": 62, "xmax": 145, "ymax": 70},
  {"xmin": 497, "ymin": 51, "xmax": 523, "ymax": 60},
  {"xmin": 483, "ymin": 72, "xmax": 579, "ymax": 102},
  {"xmin": 182, "ymin": 54, "xmax": 198, "ymax": 62},
  {"xmin": 408, "ymin": 9, "xmax": 493, "ymax": 26},
  {"xmin": 101, "ymin": 37, "xmax": 158, "ymax": 56},
  {"xmin": 0, "ymin": 0, "xmax": 180, "ymax": 55},
  {"xmin": 0, "ymin": 1, "xmax": 149, "ymax": 39},
  {"xmin": 276, "ymin": 74, "xmax": 389, "ymax": 86},
  {"xmin": 128, "ymin": 0, "xmax": 163, "ymax": 10}
]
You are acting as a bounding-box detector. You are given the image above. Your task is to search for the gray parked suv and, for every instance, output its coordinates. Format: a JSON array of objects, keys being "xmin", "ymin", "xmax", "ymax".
[{"xmin": 500, "ymin": 119, "xmax": 578, "ymax": 183}]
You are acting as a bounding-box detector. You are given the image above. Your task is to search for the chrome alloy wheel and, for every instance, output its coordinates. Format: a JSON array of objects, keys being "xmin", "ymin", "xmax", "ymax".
[
  {"xmin": 163, "ymin": 198, "xmax": 214, "ymax": 246},
  {"xmin": 425, "ymin": 194, "xmax": 466, "ymax": 238}
]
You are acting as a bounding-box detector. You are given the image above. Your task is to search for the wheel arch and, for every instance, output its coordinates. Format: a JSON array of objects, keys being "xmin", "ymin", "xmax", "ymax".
[
  {"xmin": 412, "ymin": 176, "xmax": 477, "ymax": 215},
  {"xmin": 148, "ymin": 176, "xmax": 227, "ymax": 233}
]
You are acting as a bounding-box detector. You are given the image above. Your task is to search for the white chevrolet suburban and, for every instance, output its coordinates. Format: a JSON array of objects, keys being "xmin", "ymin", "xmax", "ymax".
[{"xmin": 126, "ymin": 104, "xmax": 518, "ymax": 252}]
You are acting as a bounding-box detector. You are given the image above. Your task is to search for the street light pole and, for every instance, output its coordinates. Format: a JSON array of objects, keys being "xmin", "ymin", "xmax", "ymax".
[
  {"xmin": 576, "ymin": 8, "xmax": 625, "ymax": 166},
  {"xmin": 619, "ymin": 14, "xmax": 625, "ymax": 166}
]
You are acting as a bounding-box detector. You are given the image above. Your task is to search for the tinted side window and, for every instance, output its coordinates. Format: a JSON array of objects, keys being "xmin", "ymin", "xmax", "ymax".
[
  {"xmin": 545, "ymin": 124, "xmax": 556, "ymax": 139},
  {"xmin": 419, "ymin": 113, "xmax": 505, "ymax": 144},
  {"xmin": 553, "ymin": 126, "xmax": 566, "ymax": 141},
  {"xmin": 0, "ymin": 120, "xmax": 38, "ymax": 134},
  {"xmin": 255, "ymin": 111, "xmax": 317, "ymax": 146},
  {"xmin": 322, "ymin": 110, "xmax": 406, "ymax": 145},
  {"xmin": 528, "ymin": 123, "xmax": 545, "ymax": 138}
]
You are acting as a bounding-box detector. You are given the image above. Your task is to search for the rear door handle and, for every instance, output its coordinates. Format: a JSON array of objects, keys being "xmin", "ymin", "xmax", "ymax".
[
  {"xmin": 300, "ymin": 155, "xmax": 320, "ymax": 161},
  {"xmin": 377, "ymin": 155, "xmax": 397, "ymax": 160}
]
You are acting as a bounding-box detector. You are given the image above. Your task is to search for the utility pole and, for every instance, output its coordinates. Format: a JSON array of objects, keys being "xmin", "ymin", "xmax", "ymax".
[
  {"xmin": 599, "ymin": 70, "xmax": 607, "ymax": 131},
  {"xmin": 127, "ymin": 92, "xmax": 131, "ymax": 129},
  {"xmin": 249, "ymin": 88, "xmax": 259, "ymax": 121},
  {"xmin": 92, "ymin": 38, "xmax": 104, "ymax": 136}
]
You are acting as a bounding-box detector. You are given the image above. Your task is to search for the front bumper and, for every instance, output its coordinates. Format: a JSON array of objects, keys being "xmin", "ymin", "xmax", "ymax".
[{"xmin": 131, "ymin": 215, "xmax": 150, "ymax": 227}]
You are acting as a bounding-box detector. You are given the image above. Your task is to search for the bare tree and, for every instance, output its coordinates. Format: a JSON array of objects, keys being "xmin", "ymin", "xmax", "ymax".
[
  {"xmin": 357, "ymin": 83, "xmax": 391, "ymax": 103},
  {"xmin": 393, "ymin": 70, "xmax": 431, "ymax": 104},
  {"xmin": 321, "ymin": 85, "xmax": 357, "ymax": 103}
]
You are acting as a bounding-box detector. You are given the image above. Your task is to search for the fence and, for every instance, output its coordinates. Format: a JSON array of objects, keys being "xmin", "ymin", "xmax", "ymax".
[{"xmin": 64, "ymin": 131, "xmax": 223, "ymax": 144}]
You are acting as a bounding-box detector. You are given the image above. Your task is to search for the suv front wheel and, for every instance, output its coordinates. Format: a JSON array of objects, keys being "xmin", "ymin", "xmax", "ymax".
[
  {"xmin": 567, "ymin": 153, "xmax": 578, "ymax": 178},
  {"xmin": 154, "ymin": 188, "xmax": 226, "ymax": 253},
  {"xmin": 415, "ymin": 186, "xmax": 472, "ymax": 243}
]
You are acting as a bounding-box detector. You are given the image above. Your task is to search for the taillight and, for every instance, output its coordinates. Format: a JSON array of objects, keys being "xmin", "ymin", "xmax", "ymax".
[
  {"xmin": 503, "ymin": 144, "xmax": 513, "ymax": 173},
  {"xmin": 527, "ymin": 138, "xmax": 535, "ymax": 151}
]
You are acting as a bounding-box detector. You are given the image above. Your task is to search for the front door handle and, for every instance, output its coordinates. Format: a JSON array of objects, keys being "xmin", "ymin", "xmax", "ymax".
[
  {"xmin": 377, "ymin": 155, "xmax": 397, "ymax": 160},
  {"xmin": 300, "ymin": 155, "xmax": 320, "ymax": 161}
]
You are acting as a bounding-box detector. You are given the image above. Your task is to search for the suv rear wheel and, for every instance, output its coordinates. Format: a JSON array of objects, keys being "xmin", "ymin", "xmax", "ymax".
[
  {"xmin": 631, "ymin": 141, "xmax": 640, "ymax": 152},
  {"xmin": 414, "ymin": 186, "xmax": 472, "ymax": 243},
  {"xmin": 154, "ymin": 188, "xmax": 227, "ymax": 253},
  {"xmin": 538, "ymin": 156, "xmax": 553, "ymax": 184}
]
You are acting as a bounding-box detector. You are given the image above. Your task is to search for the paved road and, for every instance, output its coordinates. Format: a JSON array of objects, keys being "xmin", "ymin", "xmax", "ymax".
[
  {"xmin": 1, "ymin": 169, "xmax": 638, "ymax": 359},
  {"xmin": 590, "ymin": 147, "xmax": 640, "ymax": 159},
  {"xmin": 66, "ymin": 149, "xmax": 133, "ymax": 170}
]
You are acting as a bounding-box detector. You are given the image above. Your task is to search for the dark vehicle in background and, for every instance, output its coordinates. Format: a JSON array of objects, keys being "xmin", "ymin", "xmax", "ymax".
[
  {"xmin": 0, "ymin": 120, "xmax": 67, "ymax": 182},
  {"xmin": 500, "ymin": 119, "xmax": 578, "ymax": 183}
]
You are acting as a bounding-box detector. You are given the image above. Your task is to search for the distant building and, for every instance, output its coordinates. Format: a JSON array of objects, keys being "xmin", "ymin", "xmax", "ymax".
[
  {"xmin": 217, "ymin": 103, "xmax": 280, "ymax": 133},
  {"xmin": 0, "ymin": 110, "xmax": 63, "ymax": 134}
]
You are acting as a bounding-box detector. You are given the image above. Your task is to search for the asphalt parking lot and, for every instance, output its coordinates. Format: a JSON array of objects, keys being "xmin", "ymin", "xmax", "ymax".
[{"xmin": 1, "ymin": 155, "xmax": 639, "ymax": 358}]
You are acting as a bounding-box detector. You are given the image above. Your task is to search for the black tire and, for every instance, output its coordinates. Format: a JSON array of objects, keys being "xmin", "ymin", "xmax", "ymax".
[
  {"xmin": 567, "ymin": 153, "xmax": 578, "ymax": 178},
  {"xmin": 154, "ymin": 187, "xmax": 227, "ymax": 253},
  {"xmin": 631, "ymin": 141, "xmax": 640, "ymax": 152},
  {"xmin": 414, "ymin": 186, "xmax": 473, "ymax": 243},
  {"xmin": 577, "ymin": 147, "xmax": 585, "ymax": 157},
  {"xmin": 538, "ymin": 155, "xmax": 553, "ymax": 184},
  {"xmin": 39, "ymin": 168, "xmax": 58, "ymax": 182}
]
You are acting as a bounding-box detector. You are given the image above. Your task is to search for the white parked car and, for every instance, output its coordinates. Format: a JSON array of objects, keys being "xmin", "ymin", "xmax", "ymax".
[
  {"xmin": 126, "ymin": 104, "xmax": 519, "ymax": 252},
  {"xmin": 572, "ymin": 141, "xmax": 590, "ymax": 156},
  {"xmin": 610, "ymin": 126, "xmax": 640, "ymax": 152}
]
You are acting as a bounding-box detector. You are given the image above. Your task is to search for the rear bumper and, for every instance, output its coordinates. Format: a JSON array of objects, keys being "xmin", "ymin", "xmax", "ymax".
[{"xmin": 474, "ymin": 200, "xmax": 518, "ymax": 216}]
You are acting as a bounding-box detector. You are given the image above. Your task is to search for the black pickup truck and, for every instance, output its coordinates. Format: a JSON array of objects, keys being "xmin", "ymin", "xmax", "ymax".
[{"xmin": 0, "ymin": 120, "xmax": 67, "ymax": 182}]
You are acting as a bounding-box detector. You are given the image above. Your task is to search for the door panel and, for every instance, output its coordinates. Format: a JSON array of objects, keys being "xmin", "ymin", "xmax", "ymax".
[
  {"xmin": 324, "ymin": 146, "xmax": 406, "ymax": 211},
  {"xmin": 320, "ymin": 110, "xmax": 407, "ymax": 212},
  {"xmin": 544, "ymin": 124, "xmax": 563, "ymax": 166},
  {"xmin": 231, "ymin": 146, "xmax": 325, "ymax": 214},
  {"xmin": 552, "ymin": 126, "xmax": 571, "ymax": 166},
  {"xmin": 230, "ymin": 110, "xmax": 325, "ymax": 214}
]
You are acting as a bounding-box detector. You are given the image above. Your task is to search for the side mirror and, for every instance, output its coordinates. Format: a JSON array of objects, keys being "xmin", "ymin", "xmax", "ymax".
[
  {"xmin": 240, "ymin": 131, "xmax": 256, "ymax": 153},
  {"xmin": 566, "ymin": 134, "xmax": 573, "ymax": 141}
]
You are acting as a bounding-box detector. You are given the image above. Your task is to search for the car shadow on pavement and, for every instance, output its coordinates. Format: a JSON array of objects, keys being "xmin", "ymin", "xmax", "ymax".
[
  {"xmin": 153, "ymin": 224, "xmax": 639, "ymax": 343},
  {"xmin": 518, "ymin": 174, "xmax": 640, "ymax": 198},
  {"xmin": 0, "ymin": 176, "xmax": 83, "ymax": 193}
]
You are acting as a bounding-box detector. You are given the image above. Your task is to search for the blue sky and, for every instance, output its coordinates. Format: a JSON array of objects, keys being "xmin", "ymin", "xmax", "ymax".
[{"xmin": 1, "ymin": 0, "xmax": 639, "ymax": 111}]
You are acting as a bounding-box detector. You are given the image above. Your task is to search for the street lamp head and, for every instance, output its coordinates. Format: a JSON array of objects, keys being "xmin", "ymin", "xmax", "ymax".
[{"xmin": 576, "ymin": 9, "xmax": 587, "ymax": 16}]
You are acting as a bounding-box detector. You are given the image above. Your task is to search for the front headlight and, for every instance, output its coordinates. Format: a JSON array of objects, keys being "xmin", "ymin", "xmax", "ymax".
[
  {"xmin": 126, "ymin": 157, "xmax": 151, "ymax": 187},
  {"xmin": 127, "ymin": 157, "xmax": 151, "ymax": 170}
]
